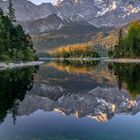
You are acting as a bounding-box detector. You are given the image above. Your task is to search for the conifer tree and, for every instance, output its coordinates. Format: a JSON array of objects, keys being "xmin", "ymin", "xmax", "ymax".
[
  {"xmin": 117, "ymin": 29, "xmax": 124, "ymax": 56},
  {"xmin": 8, "ymin": 0, "xmax": 16, "ymax": 23},
  {"xmin": 0, "ymin": 7, "xmax": 38, "ymax": 62},
  {"xmin": 0, "ymin": 8, "xmax": 4, "ymax": 16}
]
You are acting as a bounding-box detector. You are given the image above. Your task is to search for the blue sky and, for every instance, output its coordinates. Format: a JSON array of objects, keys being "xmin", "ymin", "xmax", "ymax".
[{"xmin": 29, "ymin": 0, "xmax": 55, "ymax": 5}]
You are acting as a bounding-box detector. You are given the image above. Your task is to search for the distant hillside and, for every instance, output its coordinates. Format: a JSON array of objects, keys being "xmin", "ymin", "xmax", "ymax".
[
  {"xmin": 31, "ymin": 15, "xmax": 140, "ymax": 57},
  {"xmin": 32, "ymin": 24, "xmax": 112, "ymax": 55}
]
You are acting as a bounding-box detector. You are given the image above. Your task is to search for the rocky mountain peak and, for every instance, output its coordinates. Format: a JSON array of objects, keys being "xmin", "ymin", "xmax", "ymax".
[{"xmin": 1, "ymin": 0, "xmax": 140, "ymax": 33}]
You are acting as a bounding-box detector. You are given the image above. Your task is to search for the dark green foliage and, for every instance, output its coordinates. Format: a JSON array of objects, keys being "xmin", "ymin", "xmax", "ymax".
[
  {"xmin": 8, "ymin": 0, "xmax": 16, "ymax": 23},
  {"xmin": 0, "ymin": 66, "xmax": 38, "ymax": 122},
  {"xmin": 0, "ymin": 8, "xmax": 4, "ymax": 16},
  {"xmin": 109, "ymin": 63, "xmax": 140, "ymax": 97},
  {"xmin": 0, "ymin": 8, "xmax": 38, "ymax": 62},
  {"xmin": 109, "ymin": 21, "xmax": 140, "ymax": 58}
]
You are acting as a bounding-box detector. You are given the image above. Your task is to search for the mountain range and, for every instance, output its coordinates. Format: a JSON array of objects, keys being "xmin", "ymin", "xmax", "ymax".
[
  {"xmin": 15, "ymin": 62, "xmax": 140, "ymax": 122},
  {"xmin": 18, "ymin": 86, "xmax": 138, "ymax": 122},
  {"xmin": 1, "ymin": 0, "xmax": 140, "ymax": 33}
]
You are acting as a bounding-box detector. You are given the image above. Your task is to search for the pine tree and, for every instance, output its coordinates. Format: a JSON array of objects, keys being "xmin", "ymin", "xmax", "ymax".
[
  {"xmin": 0, "ymin": 8, "xmax": 38, "ymax": 61},
  {"xmin": 118, "ymin": 29, "xmax": 124, "ymax": 56},
  {"xmin": 0, "ymin": 8, "xmax": 4, "ymax": 17},
  {"xmin": 8, "ymin": 0, "xmax": 16, "ymax": 23}
]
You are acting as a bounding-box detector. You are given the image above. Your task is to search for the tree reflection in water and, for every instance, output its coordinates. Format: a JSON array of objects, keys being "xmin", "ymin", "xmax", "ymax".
[
  {"xmin": 48, "ymin": 60, "xmax": 99, "ymax": 74},
  {"xmin": 0, "ymin": 66, "xmax": 38, "ymax": 123},
  {"xmin": 109, "ymin": 63, "xmax": 140, "ymax": 97}
]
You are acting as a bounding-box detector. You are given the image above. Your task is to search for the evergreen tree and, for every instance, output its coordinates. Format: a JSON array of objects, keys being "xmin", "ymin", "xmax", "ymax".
[
  {"xmin": 118, "ymin": 29, "xmax": 124, "ymax": 56},
  {"xmin": 0, "ymin": 8, "xmax": 4, "ymax": 16},
  {"xmin": 0, "ymin": 8, "xmax": 38, "ymax": 62},
  {"xmin": 126, "ymin": 21, "xmax": 140, "ymax": 57},
  {"xmin": 8, "ymin": 0, "xmax": 16, "ymax": 23},
  {"xmin": 109, "ymin": 21, "xmax": 140, "ymax": 58}
]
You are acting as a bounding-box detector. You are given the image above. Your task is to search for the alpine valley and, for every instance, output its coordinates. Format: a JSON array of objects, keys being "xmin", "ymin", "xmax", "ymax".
[{"xmin": 1, "ymin": 0, "xmax": 140, "ymax": 55}]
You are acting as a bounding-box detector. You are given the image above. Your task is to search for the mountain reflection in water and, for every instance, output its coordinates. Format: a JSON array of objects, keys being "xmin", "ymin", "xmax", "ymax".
[
  {"xmin": 1, "ymin": 61, "xmax": 138, "ymax": 122},
  {"xmin": 1, "ymin": 61, "xmax": 140, "ymax": 140}
]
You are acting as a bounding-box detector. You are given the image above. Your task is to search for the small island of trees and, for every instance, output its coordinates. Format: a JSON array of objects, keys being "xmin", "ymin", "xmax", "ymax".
[
  {"xmin": 109, "ymin": 21, "xmax": 140, "ymax": 58},
  {"xmin": 0, "ymin": 0, "xmax": 38, "ymax": 62}
]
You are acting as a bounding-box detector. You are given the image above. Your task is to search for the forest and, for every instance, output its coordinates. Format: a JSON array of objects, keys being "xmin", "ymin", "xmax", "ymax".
[
  {"xmin": 109, "ymin": 21, "xmax": 140, "ymax": 58},
  {"xmin": 50, "ymin": 43, "xmax": 100, "ymax": 58},
  {"xmin": 0, "ymin": 0, "xmax": 38, "ymax": 62}
]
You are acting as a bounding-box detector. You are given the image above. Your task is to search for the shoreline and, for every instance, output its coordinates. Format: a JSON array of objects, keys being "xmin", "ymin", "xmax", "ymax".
[
  {"xmin": 0, "ymin": 61, "xmax": 44, "ymax": 70},
  {"xmin": 39, "ymin": 57, "xmax": 140, "ymax": 63},
  {"xmin": 104, "ymin": 58, "xmax": 140, "ymax": 63}
]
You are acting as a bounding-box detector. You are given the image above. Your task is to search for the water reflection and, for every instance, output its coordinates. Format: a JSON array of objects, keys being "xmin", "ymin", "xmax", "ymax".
[
  {"xmin": 48, "ymin": 60, "xmax": 99, "ymax": 74},
  {"xmin": 1, "ymin": 61, "xmax": 140, "ymax": 140},
  {"xmin": 0, "ymin": 66, "xmax": 38, "ymax": 123},
  {"xmin": 109, "ymin": 63, "xmax": 140, "ymax": 97},
  {"xmin": 35, "ymin": 60, "xmax": 114, "ymax": 95},
  {"xmin": 1, "ymin": 61, "xmax": 140, "ymax": 123},
  {"xmin": 16, "ymin": 61, "xmax": 140, "ymax": 122}
]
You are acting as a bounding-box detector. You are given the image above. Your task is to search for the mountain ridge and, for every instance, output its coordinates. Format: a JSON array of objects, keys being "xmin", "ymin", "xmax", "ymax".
[{"xmin": 1, "ymin": 0, "xmax": 140, "ymax": 33}]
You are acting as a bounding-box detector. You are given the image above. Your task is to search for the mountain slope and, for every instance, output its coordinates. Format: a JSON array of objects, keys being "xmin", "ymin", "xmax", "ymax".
[
  {"xmin": 23, "ymin": 14, "xmax": 67, "ymax": 33},
  {"xmin": 1, "ymin": 0, "xmax": 140, "ymax": 33}
]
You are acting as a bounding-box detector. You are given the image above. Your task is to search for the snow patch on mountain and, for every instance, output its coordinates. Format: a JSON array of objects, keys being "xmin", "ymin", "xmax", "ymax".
[{"xmin": 1, "ymin": 0, "xmax": 140, "ymax": 32}]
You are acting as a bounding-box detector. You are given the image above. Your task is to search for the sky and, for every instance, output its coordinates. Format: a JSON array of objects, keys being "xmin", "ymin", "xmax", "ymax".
[{"xmin": 29, "ymin": 0, "xmax": 56, "ymax": 5}]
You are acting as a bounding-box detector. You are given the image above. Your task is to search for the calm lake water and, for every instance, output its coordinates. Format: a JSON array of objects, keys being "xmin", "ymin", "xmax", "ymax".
[{"xmin": 0, "ymin": 60, "xmax": 140, "ymax": 140}]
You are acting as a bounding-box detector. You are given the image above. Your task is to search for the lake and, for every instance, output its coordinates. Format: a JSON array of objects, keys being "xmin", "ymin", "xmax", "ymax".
[{"xmin": 0, "ymin": 60, "xmax": 140, "ymax": 140}]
